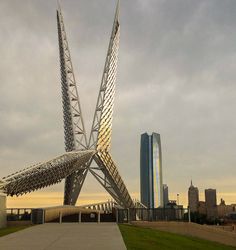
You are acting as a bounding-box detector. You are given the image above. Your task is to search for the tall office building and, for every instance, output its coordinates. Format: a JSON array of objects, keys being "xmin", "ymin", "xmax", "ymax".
[
  {"xmin": 140, "ymin": 132, "xmax": 163, "ymax": 208},
  {"xmin": 188, "ymin": 180, "xmax": 199, "ymax": 212},
  {"xmin": 205, "ymin": 188, "xmax": 217, "ymax": 219},
  {"xmin": 163, "ymin": 184, "xmax": 169, "ymax": 207}
]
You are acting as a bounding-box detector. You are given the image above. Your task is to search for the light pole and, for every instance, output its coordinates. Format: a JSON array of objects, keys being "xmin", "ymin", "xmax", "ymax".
[{"xmin": 177, "ymin": 194, "xmax": 179, "ymax": 206}]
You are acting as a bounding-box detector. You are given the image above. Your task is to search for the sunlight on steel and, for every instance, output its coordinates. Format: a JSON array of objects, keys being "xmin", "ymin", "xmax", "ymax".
[{"xmin": 88, "ymin": 0, "xmax": 120, "ymax": 152}]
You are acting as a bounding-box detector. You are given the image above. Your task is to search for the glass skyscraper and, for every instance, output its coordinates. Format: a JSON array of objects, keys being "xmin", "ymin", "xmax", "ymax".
[
  {"xmin": 140, "ymin": 132, "xmax": 163, "ymax": 208},
  {"xmin": 163, "ymin": 184, "xmax": 169, "ymax": 207}
]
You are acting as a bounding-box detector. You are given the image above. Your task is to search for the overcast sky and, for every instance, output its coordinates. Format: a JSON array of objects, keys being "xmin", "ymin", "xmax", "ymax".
[{"xmin": 0, "ymin": 0, "xmax": 236, "ymax": 207}]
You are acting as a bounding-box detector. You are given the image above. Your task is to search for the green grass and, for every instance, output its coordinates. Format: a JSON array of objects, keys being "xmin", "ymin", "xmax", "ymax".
[
  {"xmin": 0, "ymin": 226, "xmax": 30, "ymax": 237},
  {"xmin": 119, "ymin": 224, "xmax": 236, "ymax": 250}
]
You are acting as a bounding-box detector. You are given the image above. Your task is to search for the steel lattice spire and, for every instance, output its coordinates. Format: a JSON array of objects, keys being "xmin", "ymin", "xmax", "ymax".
[
  {"xmin": 88, "ymin": 0, "xmax": 133, "ymax": 208},
  {"xmin": 89, "ymin": 0, "xmax": 120, "ymax": 152},
  {"xmin": 57, "ymin": 4, "xmax": 90, "ymax": 205},
  {"xmin": 57, "ymin": 5, "xmax": 87, "ymax": 151},
  {"xmin": 0, "ymin": 0, "xmax": 134, "ymax": 209}
]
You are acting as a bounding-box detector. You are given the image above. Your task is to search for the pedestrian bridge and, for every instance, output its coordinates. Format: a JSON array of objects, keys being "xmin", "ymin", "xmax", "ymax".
[
  {"xmin": 31, "ymin": 205, "xmax": 117, "ymax": 224},
  {"xmin": 6, "ymin": 200, "xmax": 147, "ymax": 225}
]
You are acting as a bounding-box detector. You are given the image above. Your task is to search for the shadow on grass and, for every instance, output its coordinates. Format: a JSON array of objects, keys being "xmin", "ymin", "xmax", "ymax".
[
  {"xmin": 0, "ymin": 226, "xmax": 31, "ymax": 237},
  {"xmin": 119, "ymin": 224, "xmax": 236, "ymax": 250}
]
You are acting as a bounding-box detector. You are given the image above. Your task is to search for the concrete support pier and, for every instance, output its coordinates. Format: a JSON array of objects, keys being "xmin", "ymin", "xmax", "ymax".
[{"xmin": 0, "ymin": 193, "xmax": 6, "ymax": 228}]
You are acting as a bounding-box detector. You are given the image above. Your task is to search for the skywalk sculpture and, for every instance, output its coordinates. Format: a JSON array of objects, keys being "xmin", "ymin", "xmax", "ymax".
[{"xmin": 0, "ymin": 1, "xmax": 134, "ymax": 208}]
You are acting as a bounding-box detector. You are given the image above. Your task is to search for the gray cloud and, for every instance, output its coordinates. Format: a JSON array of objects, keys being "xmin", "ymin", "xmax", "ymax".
[{"xmin": 0, "ymin": 0, "xmax": 236, "ymax": 202}]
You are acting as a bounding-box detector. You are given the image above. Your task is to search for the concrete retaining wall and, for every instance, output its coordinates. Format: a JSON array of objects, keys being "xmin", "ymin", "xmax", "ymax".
[{"xmin": 0, "ymin": 194, "xmax": 6, "ymax": 228}]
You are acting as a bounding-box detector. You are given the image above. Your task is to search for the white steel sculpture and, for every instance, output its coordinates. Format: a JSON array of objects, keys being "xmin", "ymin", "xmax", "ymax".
[{"xmin": 0, "ymin": 1, "xmax": 134, "ymax": 209}]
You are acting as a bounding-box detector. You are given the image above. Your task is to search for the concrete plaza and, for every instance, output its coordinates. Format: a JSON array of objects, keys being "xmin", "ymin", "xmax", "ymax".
[{"xmin": 0, "ymin": 223, "xmax": 126, "ymax": 250}]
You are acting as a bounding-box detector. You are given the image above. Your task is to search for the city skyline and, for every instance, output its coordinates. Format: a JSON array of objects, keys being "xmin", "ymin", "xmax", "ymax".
[{"xmin": 0, "ymin": 0, "xmax": 236, "ymax": 207}]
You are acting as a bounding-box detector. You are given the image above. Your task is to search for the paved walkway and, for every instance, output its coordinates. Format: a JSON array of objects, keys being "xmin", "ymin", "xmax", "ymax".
[{"xmin": 0, "ymin": 223, "xmax": 126, "ymax": 250}]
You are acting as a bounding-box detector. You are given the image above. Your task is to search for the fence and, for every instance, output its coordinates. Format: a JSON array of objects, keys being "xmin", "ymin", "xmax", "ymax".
[
  {"xmin": 6, "ymin": 207, "xmax": 190, "ymax": 224},
  {"xmin": 117, "ymin": 208, "xmax": 189, "ymax": 223},
  {"xmin": 6, "ymin": 208, "xmax": 32, "ymax": 221}
]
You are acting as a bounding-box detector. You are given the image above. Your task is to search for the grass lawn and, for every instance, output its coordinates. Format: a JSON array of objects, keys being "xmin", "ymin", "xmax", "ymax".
[
  {"xmin": 0, "ymin": 226, "xmax": 30, "ymax": 237},
  {"xmin": 119, "ymin": 224, "xmax": 236, "ymax": 250}
]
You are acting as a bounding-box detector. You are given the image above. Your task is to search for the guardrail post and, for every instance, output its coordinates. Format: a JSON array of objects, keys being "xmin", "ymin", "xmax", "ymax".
[
  {"xmin": 116, "ymin": 209, "xmax": 119, "ymax": 223},
  {"xmin": 59, "ymin": 212, "xmax": 62, "ymax": 224},
  {"xmin": 30, "ymin": 210, "xmax": 33, "ymax": 224},
  {"xmin": 42, "ymin": 209, "xmax": 45, "ymax": 224},
  {"xmin": 97, "ymin": 212, "xmax": 100, "ymax": 223},
  {"xmin": 127, "ymin": 208, "xmax": 130, "ymax": 223},
  {"xmin": 78, "ymin": 211, "xmax": 81, "ymax": 223}
]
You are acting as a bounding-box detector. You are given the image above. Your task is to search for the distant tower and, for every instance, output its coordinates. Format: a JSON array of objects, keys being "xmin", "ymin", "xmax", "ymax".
[
  {"xmin": 188, "ymin": 180, "xmax": 199, "ymax": 212},
  {"xmin": 163, "ymin": 184, "xmax": 169, "ymax": 207},
  {"xmin": 140, "ymin": 132, "xmax": 163, "ymax": 208},
  {"xmin": 205, "ymin": 188, "xmax": 217, "ymax": 219}
]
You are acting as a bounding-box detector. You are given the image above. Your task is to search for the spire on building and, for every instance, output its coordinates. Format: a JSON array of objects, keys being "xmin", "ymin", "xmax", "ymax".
[{"xmin": 188, "ymin": 180, "xmax": 199, "ymax": 213}]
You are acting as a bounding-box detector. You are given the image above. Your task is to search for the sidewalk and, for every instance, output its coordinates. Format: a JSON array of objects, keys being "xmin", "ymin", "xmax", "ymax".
[{"xmin": 0, "ymin": 223, "xmax": 126, "ymax": 250}]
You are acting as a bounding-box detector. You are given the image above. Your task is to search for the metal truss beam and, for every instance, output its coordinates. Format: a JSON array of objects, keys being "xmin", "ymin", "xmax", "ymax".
[
  {"xmin": 91, "ymin": 152, "xmax": 134, "ymax": 208},
  {"xmin": 88, "ymin": 0, "xmax": 120, "ymax": 152},
  {"xmin": 0, "ymin": 151, "xmax": 95, "ymax": 196},
  {"xmin": 80, "ymin": 200, "xmax": 116, "ymax": 213},
  {"xmin": 57, "ymin": 7, "xmax": 87, "ymax": 151},
  {"xmin": 63, "ymin": 158, "xmax": 92, "ymax": 205},
  {"xmin": 57, "ymin": 5, "xmax": 90, "ymax": 205},
  {"xmin": 86, "ymin": 1, "xmax": 134, "ymax": 208}
]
